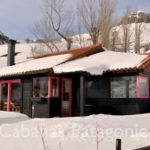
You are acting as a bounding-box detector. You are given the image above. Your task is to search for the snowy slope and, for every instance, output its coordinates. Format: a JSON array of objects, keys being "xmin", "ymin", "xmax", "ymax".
[
  {"xmin": 0, "ymin": 34, "xmax": 92, "ymax": 68},
  {"xmin": 1, "ymin": 22, "xmax": 150, "ymax": 68},
  {"xmin": 0, "ymin": 113, "xmax": 150, "ymax": 150}
]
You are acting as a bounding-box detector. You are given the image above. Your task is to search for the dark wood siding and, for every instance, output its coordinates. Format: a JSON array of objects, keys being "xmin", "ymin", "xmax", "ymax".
[
  {"xmin": 32, "ymin": 99, "xmax": 49, "ymax": 118},
  {"xmin": 49, "ymin": 98, "xmax": 61, "ymax": 117},
  {"xmin": 31, "ymin": 97, "xmax": 61, "ymax": 118},
  {"xmin": 22, "ymin": 78, "xmax": 33, "ymax": 117},
  {"xmin": 84, "ymin": 98, "xmax": 150, "ymax": 115},
  {"xmin": 86, "ymin": 77, "xmax": 110, "ymax": 99}
]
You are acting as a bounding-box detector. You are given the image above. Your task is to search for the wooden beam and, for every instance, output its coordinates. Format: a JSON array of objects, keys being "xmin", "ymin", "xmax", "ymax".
[
  {"xmin": 7, "ymin": 81, "xmax": 11, "ymax": 111},
  {"xmin": 80, "ymin": 76, "xmax": 86, "ymax": 116},
  {"xmin": 116, "ymin": 139, "xmax": 122, "ymax": 150}
]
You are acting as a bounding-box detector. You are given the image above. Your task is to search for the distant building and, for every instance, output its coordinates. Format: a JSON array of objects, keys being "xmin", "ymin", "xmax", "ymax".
[{"xmin": 128, "ymin": 10, "xmax": 150, "ymax": 23}]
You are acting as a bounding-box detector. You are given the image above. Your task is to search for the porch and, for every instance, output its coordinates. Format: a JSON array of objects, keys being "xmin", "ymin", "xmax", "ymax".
[{"xmin": 0, "ymin": 71, "xmax": 150, "ymax": 118}]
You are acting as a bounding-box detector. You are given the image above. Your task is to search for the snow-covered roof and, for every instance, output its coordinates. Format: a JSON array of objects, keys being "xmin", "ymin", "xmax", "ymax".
[
  {"xmin": 0, "ymin": 45, "xmax": 103, "ymax": 78},
  {"xmin": 0, "ymin": 34, "xmax": 93, "ymax": 68},
  {"xmin": 54, "ymin": 51, "xmax": 149, "ymax": 75},
  {"xmin": 0, "ymin": 54, "xmax": 71, "ymax": 77},
  {"xmin": 0, "ymin": 47, "xmax": 149, "ymax": 78}
]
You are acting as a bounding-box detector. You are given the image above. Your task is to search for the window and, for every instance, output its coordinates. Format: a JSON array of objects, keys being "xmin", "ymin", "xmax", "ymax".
[
  {"xmin": 136, "ymin": 76, "xmax": 149, "ymax": 98},
  {"xmin": 48, "ymin": 77, "xmax": 59, "ymax": 97},
  {"xmin": 12, "ymin": 83, "xmax": 21, "ymax": 102},
  {"xmin": 61, "ymin": 78, "xmax": 72, "ymax": 116},
  {"xmin": 33, "ymin": 77, "xmax": 48, "ymax": 98},
  {"xmin": 1, "ymin": 83, "xmax": 8, "ymax": 102},
  {"xmin": 86, "ymin": 78, "xmax": 109, "ymax": 98},
  {"xmin": 11, "ymin": 83, "xmax": 21, "ymax": 112},
  {"xmin": 0, "ymin": 83, "xmax": 8, "ymax": 111},
  {"xmin": 111, "ymin": 76, "xmax": 136, "ymax": 98},
  {"xmin": 0, "ymin": 80, "xmax": 21, "ymax": 112}
]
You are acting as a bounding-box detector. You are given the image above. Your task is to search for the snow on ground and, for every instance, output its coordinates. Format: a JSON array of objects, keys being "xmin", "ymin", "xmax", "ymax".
[
  {"xmin": 0, "ymin": 111, "xmax": 29, "ymax": 125},
  {"xmin": 0, "ymin": 113, "xmax": 150, "ymax": 150}
]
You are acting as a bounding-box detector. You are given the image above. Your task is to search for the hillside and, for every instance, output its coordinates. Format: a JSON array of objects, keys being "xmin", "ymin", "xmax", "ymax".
[
  {"xmin": 0, "ymin": 34, "xmax": 92, "ymax": 68},
  {"xmin": 0, "ymin": 22, "xmax": 150, "ymax": 68},
  {"xmin": 112, "ymin": 23, "xmax": 150, "ymax": 52}
]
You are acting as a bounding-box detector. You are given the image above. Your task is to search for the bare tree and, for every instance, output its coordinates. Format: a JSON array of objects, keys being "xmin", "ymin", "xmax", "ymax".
[
  {"xmin": 134, "ymin": 23, "xmax": 142, "ymax": 54},
  {"xmin": 134, "ymin": 13, "xmax": 142, "ymax": 53},
  {"xmin": 110, "ymin": 30, "xmax": 119, "ymax": 51},
  {"xmin": 0, "ymin": 32, "xmax": 9, "ymax": 44},
  {"xmin": 100, "ymin": 0, "xmax": 117, "ymax": 48},
  {"xmin": 77, "ymin": 0, "xmax": 116, "ymax": 48},
  {"xmin": 120, "ymin": 7, "xmax": 133, "ymax": 52},
  {"xmin": 31, "ymin": 18, "xmax": 60, "ymax": 53},
  {"xmin": 31, "ymin": 0, "xmax": 74, "ymax": 52},
  {"xmin": 77, "ymin": 0, "xmax": 100, "ymax": 45}
]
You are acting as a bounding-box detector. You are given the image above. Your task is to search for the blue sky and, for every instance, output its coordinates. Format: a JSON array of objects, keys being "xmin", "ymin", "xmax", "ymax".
[{"xmin": 0, "ymin": 0, "xmax": 149, "ymax": 40}]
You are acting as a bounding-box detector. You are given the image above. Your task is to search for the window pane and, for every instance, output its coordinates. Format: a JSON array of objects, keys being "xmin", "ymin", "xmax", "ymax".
[
  {"xmin": 33, "ymin": 78, "xmax": 39, "ymax": 97},
  {"xmin": 111, "ymin": 78, "xmax": 127, "ymax": 98},
  {"xmin": 0, "ymin": 83, "xmax": 8, "ymax": 111},
  {"xmin": 63, "ymin": 80, "xmax": 70, "ymax": 101},
  {"xmin": 1, "ymin": 83, "xmax": 8, "ymax": 101},
  {"xmin": 62, "ymin": 79, "xmax": 71, "ymax": 116},
  {"xmin": 86, "ymin": 78, "xmax": 109, "ymax": 98},
  {"xmin": 51, "ymin": 79, "xmax": 58, "ymax": 97},
  {"xmin": 33, "ymin": 77, "xmax": 48, "ymax": 97},
  {"xmin": 111, "ymin": 77, "xmax": 136, "ymax": 98},
  {"xmin": 128, "ymin": 77, "xmax": 136, "ymax": 98},
  {"xmin": 139, "ymin": 78, "xmax": 147, "ymax": 97},
  {"xmin": 11, "ymin": 83, "xmax": 21, "ymax": 112},
  {"xmin": 39, "ymin": 77, "xmax": 48, "ymax": 97}
]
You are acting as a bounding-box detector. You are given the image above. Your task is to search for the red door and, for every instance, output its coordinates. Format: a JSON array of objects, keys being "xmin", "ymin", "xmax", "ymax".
[
  {"xmin": 0, "ymin": 80, "xmax": 21, "ymax": 112},
  {"xmin": 61, "ymin": 78, "xmax": 72, "ymax": 117}
]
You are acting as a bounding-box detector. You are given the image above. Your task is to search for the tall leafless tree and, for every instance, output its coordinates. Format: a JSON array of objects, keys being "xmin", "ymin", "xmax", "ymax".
[
  {"xmin": 31, "ymin": 0, "xmax": 74, "ymax": 52},
  {"xmin": 77, "ymin": 0, "xmax": 116, "ymax": 48},
  {"xmin": 110, "ymin": 30, "xmax": 120, "ymax": 51},
  {"xmin": 120, "ymin": 7, "xmax": 133, "ymax": 52},
  {"xmin": 134, "ymin": 23, "xmax": 142, "ymax": 54},
  {"xmin": 134, "ymin": 13, "xmax": 142, "ymax": 54}
]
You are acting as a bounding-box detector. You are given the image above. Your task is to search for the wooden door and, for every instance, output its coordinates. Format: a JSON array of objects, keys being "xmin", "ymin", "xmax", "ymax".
[{"xmin": 61, "ymin": 78, "xmax": 72, "ymax": 117}]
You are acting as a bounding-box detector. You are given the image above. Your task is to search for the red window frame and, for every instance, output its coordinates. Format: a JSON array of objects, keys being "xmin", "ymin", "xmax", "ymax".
[
  {"xmin": 61, "ymin": 78, "xmax": 72, "ymax": 117},
  {"xmin": 0, "ymin": 79, "xmax": 21, "ymax": 111},
  {"xmin": 136, "ymin": 76, "xmax": 149, "ymax": 98},
  {"xmin": 48, "ymin": 77, "xmax": 59, "ymax": 98}
]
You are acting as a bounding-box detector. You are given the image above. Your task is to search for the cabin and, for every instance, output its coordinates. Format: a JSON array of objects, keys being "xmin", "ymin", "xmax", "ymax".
[{"xmin": 0, "ymin": 41, "xmax": 150, "ymax": 118}]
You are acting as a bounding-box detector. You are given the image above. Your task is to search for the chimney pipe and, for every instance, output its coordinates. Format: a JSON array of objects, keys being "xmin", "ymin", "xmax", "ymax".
[{"xmin": 7, "ymin": 39, "xmax": 16, "ymax": 66}]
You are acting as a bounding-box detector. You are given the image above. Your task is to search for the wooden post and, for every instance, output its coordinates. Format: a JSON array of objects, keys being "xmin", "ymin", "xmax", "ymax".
[
  {"xmin": 116, "ymin": 139, "xmax": 122, "ymax": 150},
  {"xmin": 80, "ymin": 76, "xmax": 85, "ymax": 116},
  {"xmin": 7, "ymin": 81, "xmax": 11, "ymax": 111},
  {"xmin": 20, "ymin": 80, "xmax": 24, "ymax": 113}
]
